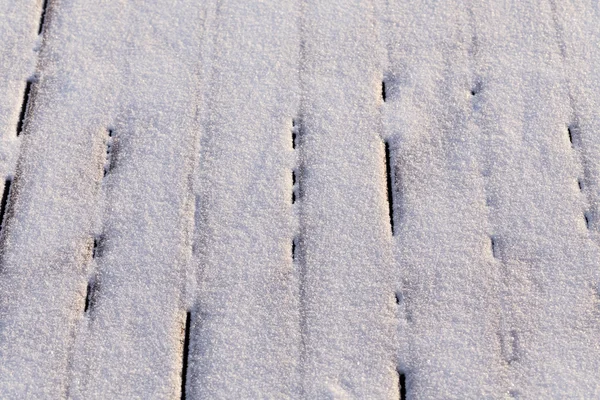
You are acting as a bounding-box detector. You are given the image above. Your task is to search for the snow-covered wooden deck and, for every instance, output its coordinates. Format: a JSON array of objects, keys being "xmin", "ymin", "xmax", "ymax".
[{"xmin": 1, "ymin": 0, "xmax": 599, "ymax": 398}]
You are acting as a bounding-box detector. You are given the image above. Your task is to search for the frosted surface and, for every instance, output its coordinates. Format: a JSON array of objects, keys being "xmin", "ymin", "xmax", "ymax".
[{"xmin": 0, "ymin": 0, "xmax": 599, "ymax": 398}]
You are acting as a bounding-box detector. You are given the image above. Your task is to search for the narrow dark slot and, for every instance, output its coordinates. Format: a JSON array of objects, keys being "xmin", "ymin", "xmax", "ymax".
[
  {"xmin": 92, "ymin": 235, "xmax": 106, "ymax": 258},
  {"xmin": 394, "ymin": 291, "xmax": 402, "ymax": 305},
  {"xmin": 16, "ymin": 81, "xmax": 33, "ymax": 136},
  {"xmin": 398, "ymin": 371, "xmax": 407, "ymax": 400},
  {"xmin": 38, "ymin": 0, "xmax": 49, "ymax": 35},
  {"xmin": 292, "ymin": 238, "xmax": 296, "ymax": 261},
  {"xmin": 567, "ymin": 126, "xmax": 574, "ymax": 146},
  {"xmin": 104, "ymin": 129, "xmax": 114, "ymax": 176},
  {"xmin": 292, "ymin": 170, "xmax": 296, "ymax": 204},
  {"xmin": 584, "ymin": 212, "xmax": 590, "ymax": 229},
  {"xmin": 0, "ymin": 179, "xmax": 12, "ymax": 230},
  {"xmin": 471, "ymin": 80, "xmax": 482, "ymax": 96},
  {"xmin": 382, "ymin": 80, "xmax": 387, "ymax": 102},
  {"xmin": 384, "ymin": 141, "xmax": 394, "ymax": 235},
  {"xmin": 92, "ymin": 238, "xmax": 99, "ymax": 258},
  {"xmin": 490, "ymin": 236, "xmax": 497, "ymax": 258},
  {"xmin": 181, "ymin": 311, "xmax": 192, "ymax": 400},
  {"xmin": 291, "ymin": 119, "xmax": 297, "ymax": 149},
  {"xmin": 578, "ymin": 179, "xmax": 583, "ymax": 191},
  {"xmin": 83, "ymin": 282, "xmax": 93, "ymax": 313}
]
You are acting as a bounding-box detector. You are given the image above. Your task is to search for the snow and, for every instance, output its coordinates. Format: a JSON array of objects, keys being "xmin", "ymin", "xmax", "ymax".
[{"xmin": 0, "ymin": 0, "xmax": 599, "ymax": 398}]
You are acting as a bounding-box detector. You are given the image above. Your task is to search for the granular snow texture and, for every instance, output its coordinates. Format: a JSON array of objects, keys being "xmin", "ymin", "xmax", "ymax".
[{"xmin": 0, "ymin": 0, "xmax": 599, "ymax": 399}]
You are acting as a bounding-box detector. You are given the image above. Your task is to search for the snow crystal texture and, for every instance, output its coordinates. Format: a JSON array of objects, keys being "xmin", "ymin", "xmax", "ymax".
[{"xmin": 0, "ymin": 0, "xmax": 600, "ymax": 399}]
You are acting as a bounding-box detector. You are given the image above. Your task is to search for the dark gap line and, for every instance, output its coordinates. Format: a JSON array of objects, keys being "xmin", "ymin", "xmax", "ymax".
[
  {"xmin": 398, "ymin": 370, "xmax": 407, "ymax": 400},
  {"xmin": 181, "ymin": 311, "xmax": 192, "ymax": 400},
  {"xmin": 83, "ymin": 278, "xmax": 99, "ymax": 314},
  {"xmin": 291, "ymin": 119, "xmax": 297, "ymax": 149},
  {"xmin": 490, "ymin": 236, "xmax": 497, "ymax": 258},
  {"xmin": 86, "ymin": 237, "xmax": 99, "ymax": 314},
  {"xmin": 83, "ymin": 282, "xmax": 93, "ymax": 313},
  {"xmin": 292, "ymin": 170, "xmax": 296, "ymax": 204},
  {"xmin": 394, "ymin": 291, "xmax": 402, "ymax": 305},
  {"xmin": 0, "ymin": 179, "xmax": 12, "ymax": 231},
  {"xmin": 470, "ymin": 79, "xmax": 482, "ymax": 96},
  {"xmin": 567, "ymin": 125, "xmax": 574, "ymax": 146},
  {"xmin": 384, "ymin": 141, "xmax": 394, "ymax": 235},
  {"xmin": 567, "ymin": 119, "xmax": 596, "ymax": 233},
  {"xmin": 382, "ymin": 80, "xmax": 387, "ymax": 102},
  {"xmin": 92, "ymin": 234, "xmax": 105, "ymax": 258},
  {"xmin": 104, "ymin": 129, "xmax": 114, "ymax": 176},
  {"xmin": 567, "ymin": 122, "xmax": 594, "ymax": 231},
  {"xmin": 291, "ymin": 111, "xmax": 307, "ymax": 392},
  {"xmin": 16, "ymin": 81, "xmax": 33, "ymax": 136},
  {"xmin": 92, "ymin": 237, "xmax": 99, "ymax": 258},
  {"xmin": 38, "ymin": 0, "xmax": 49, "ymax": 35}
]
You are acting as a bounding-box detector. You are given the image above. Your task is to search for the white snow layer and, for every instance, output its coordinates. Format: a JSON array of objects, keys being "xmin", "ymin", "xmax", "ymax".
[{"xmin": 0, "ymin": 0, "xmax": 599, "ymax": 399}]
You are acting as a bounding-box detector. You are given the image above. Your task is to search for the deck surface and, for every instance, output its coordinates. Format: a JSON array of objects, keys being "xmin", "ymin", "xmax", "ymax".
[{"xmin": 1, "ymin": 0, "xmax": 600, "ymax": 398}]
